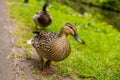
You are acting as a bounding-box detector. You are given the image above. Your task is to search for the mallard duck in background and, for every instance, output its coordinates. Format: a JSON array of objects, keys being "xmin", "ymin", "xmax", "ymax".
[
  {"xmin": 33, "ymin": 2, "xmax": 52, "ymax": 29},
  {"xmin": 30, "ymin": 23, "xmax": 85, "ymax": 74}
]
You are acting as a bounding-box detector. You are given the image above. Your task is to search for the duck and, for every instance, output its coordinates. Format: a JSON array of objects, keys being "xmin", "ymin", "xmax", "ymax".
[
  {"xmin": 33, "ymin": 2, "xmax": 52, "ymax": 29},
  {"xmin": 31, "ymin": 23, "xmax": 85, "ymax": 74}
]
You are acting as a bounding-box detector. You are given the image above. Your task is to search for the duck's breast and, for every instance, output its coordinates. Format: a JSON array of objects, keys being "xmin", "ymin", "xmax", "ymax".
[
  {"xmin": 37, "ymin": 12, "xmax": 52, "ymax": 27},
  {"xmin": 45, "ymin": 38, "xmax": 71, "ymax": 61},
  {"xmin": 33, "ymin": 11, "xmax": 52, "ymax": 27}
]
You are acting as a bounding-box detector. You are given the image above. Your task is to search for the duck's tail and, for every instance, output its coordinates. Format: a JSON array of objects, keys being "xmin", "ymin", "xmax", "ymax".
[{"xmin": 27, "ymin": 39, "xmax": 33, "ymax": 44}]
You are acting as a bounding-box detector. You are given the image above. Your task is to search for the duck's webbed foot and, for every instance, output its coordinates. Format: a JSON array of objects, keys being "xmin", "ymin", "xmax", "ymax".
[
  {"xmin": 40, "ymin": 59, "xmax": 52, "ymax": 74},
  {"xmin": 42, "ymin": 67, "xmax": 52, "ymax": 74}
]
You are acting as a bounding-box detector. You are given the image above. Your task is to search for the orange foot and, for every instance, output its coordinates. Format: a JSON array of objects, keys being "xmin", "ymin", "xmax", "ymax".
[{"xmin": 42, "ymin": 68, "xmax": 52, "ymax": 75}]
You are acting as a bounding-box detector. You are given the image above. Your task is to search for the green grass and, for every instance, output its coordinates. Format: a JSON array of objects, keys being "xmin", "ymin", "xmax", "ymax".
[{"xmin": 8, "ymin": 0, "xmax": 120, "ymax": 80}]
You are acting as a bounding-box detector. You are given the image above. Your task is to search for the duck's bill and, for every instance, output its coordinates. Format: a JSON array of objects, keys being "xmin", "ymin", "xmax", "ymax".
[{"xmin": 73, "ymin": 33, "xmax": 85, "ymax": 44}]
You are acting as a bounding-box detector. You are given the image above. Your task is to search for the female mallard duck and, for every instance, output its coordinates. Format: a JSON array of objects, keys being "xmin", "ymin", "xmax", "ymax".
[
  {"xmin": 33, "ymin": 2, "xmax": 52, "ymax": 29},
  {"xmin": 31, "ymin": 23, "xmax": 85, "ymax": 74}
]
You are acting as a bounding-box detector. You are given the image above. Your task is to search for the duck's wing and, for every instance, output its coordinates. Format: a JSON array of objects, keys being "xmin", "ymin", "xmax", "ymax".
[{"xmin": 32, "ymin": 30, "xmax": 59, "ymax": 51}]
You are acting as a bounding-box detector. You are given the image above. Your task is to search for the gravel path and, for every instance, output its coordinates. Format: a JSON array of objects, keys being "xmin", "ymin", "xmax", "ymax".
[{"xmin": 0, "ymin": 0, "xmax": 15, "ymax": 80}]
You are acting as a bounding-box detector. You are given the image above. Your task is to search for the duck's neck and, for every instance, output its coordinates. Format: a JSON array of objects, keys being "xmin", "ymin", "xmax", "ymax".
[
  {"xmin": 59, "ymin": 32, "xmax": 68, "ymax": 38},
  {"xmin": 59, "ymin": 29, "xmax": 69, "ymax": 38},
  {"xmin": 42, "ymin": 7, "xmax": 46, "ymax": 11}
]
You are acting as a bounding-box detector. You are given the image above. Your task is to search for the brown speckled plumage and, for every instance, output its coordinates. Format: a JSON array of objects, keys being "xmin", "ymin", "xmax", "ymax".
[
  {"xmin": 32, "ymin": 30, "xmax": 71, "ymax": 61},
  {"xmin": 31, "ymin": 23, "xmax": 85, "ymax": 74}
]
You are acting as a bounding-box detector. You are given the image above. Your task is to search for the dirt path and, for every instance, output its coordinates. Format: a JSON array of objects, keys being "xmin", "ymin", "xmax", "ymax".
[{"xmin": 0, "ymin": 0, "xmax": 16, "ymax": 80}]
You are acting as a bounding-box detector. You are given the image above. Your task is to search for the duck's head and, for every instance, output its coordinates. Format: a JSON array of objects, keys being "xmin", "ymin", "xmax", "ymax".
[
  {"xmin": 60, "ymin": 23, "xmax": 85, "ymax": 44},
  {"xmin": 42, "ymin": 2, "xmax": 49, "ymax": 12}
]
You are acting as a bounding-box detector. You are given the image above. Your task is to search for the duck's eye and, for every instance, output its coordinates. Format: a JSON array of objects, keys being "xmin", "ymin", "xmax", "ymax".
[
  {"xmin": 68, "ymin": 25, "xmax": 76, "ymax": 32},
  {"xmin": 66, "ymin": 23, "xmax": 75, "ymax": 31},
  {"xmin": 69, "ymin": 26, "xmax": 73, "ymax": 30}
]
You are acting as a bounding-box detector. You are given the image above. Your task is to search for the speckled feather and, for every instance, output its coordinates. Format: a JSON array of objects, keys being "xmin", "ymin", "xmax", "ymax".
[{"xmin": 32, "ymin": 30, "xmax": 71, "ymax": 61}]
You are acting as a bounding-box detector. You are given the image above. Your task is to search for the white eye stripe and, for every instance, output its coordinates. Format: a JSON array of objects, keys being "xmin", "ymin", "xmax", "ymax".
[
  {"xmin": 68, "ymin": 25, "xmax": 76, "ymax": 32},
  {"xmin": 65, "ymin": 23, "xmax": 76, "ymax": 32}
]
